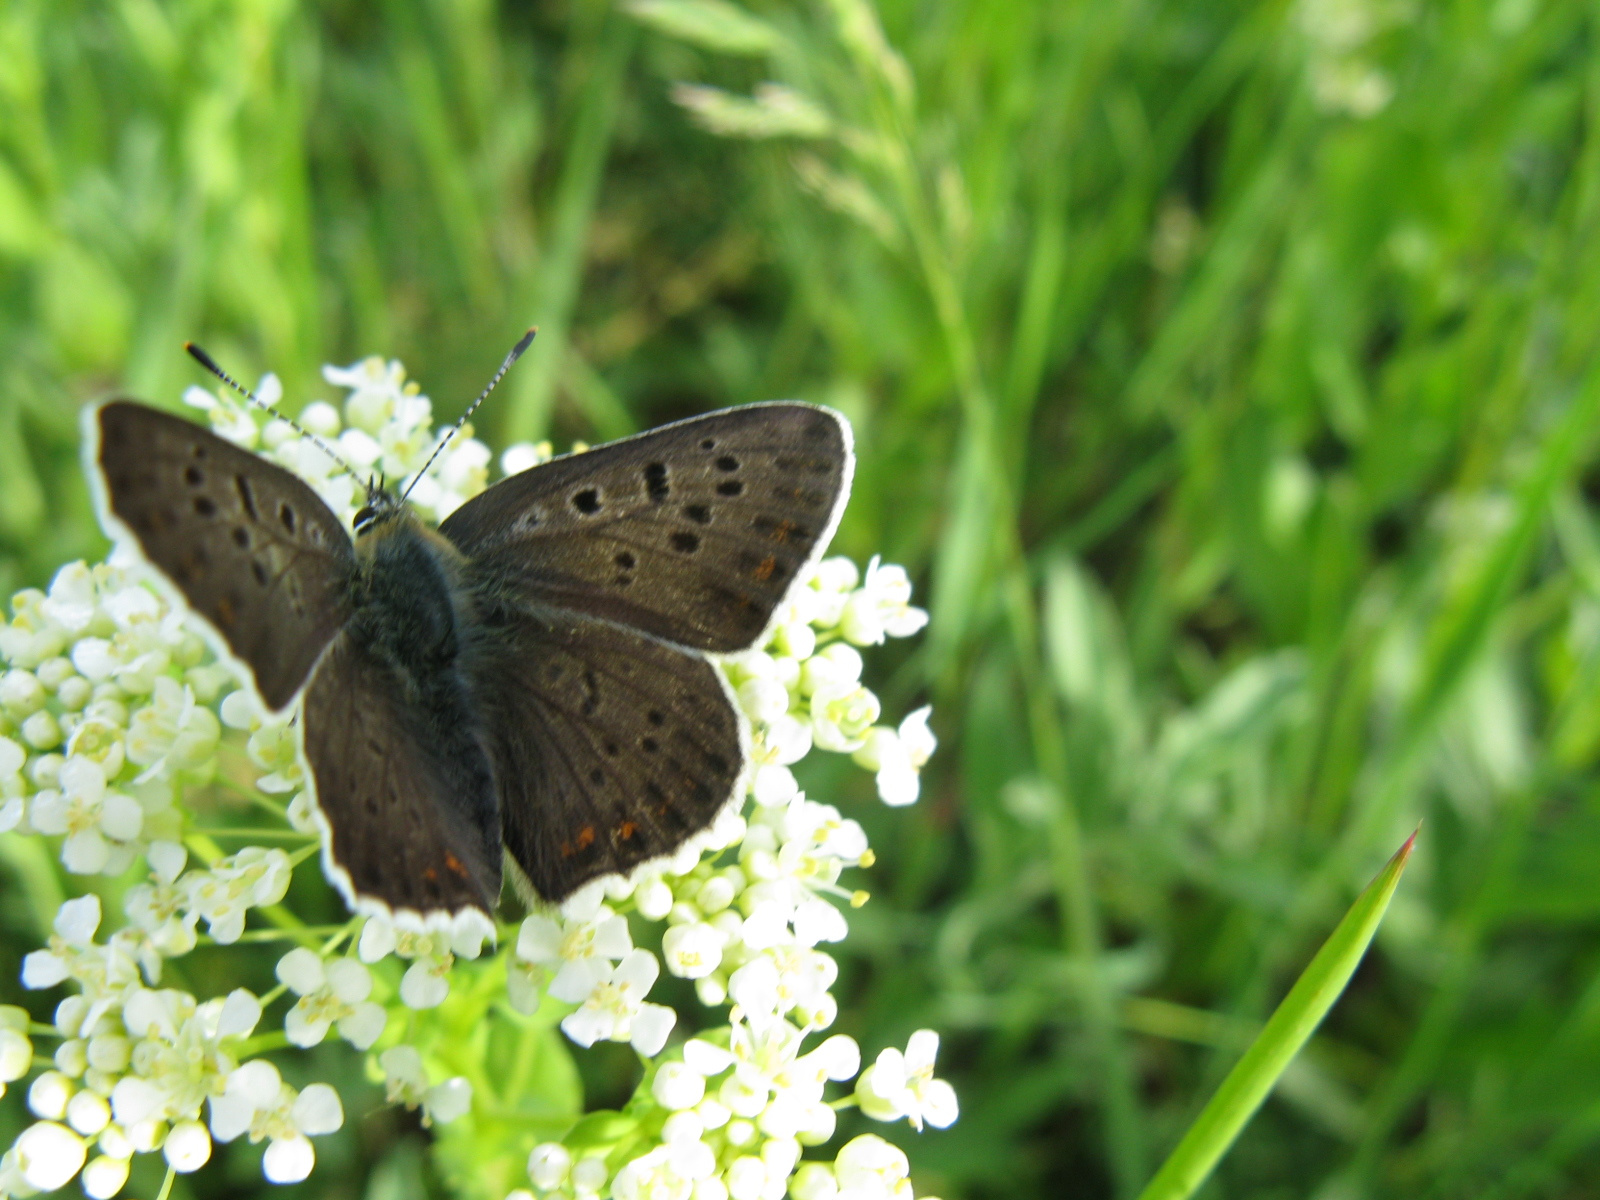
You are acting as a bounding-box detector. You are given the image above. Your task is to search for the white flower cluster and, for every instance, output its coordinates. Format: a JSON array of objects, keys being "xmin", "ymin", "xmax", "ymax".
[
  {"xmin": 1, "ymin": 895, "xmax": 343, "ymax": 1196},
  {"xmin": 0, "ymin": 356, "xmax": 953, "ymax": 1199},
  {"xmin": 0, "ymin": 560, "xmax": 223, "ymax": 878},
  {"xmin": 522, "ymin": 1022, "xmax": 954, "ymax": 1200}
]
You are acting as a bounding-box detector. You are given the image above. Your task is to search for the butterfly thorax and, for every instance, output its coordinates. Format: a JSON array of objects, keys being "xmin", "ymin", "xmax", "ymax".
[{"xmin": 350, "ymin": 511, "xmax": 477, "ymax": 685}]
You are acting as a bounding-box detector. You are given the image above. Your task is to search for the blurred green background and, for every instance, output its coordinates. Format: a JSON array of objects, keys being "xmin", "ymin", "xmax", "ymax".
[{"xmin": 5, "ymin": 0, "xmax": 1600, "ymax": 1196}]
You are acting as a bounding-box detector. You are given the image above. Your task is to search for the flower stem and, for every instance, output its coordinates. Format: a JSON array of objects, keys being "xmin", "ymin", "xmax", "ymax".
[{"xmin": 188, "ymin": 827, "xmax": 314, "ymax": 841}]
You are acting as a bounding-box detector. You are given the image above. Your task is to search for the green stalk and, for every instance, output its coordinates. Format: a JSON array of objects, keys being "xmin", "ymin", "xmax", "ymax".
[{"xmin": 1137, "ymin": 831, "xmax": 1417, "ymax": 1200}]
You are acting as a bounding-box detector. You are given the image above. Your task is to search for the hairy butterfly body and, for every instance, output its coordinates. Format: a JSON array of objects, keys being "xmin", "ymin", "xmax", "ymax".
[{"xmin": 84, "ymin": 398, "xmax": 853, "ymax": 928}]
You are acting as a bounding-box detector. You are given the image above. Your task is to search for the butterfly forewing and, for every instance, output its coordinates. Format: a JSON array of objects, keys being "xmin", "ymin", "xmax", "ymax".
[
  {"xmin": 302, "ymin": 629, "xmax": 503, "ymax": 917},
  {"xmin": 90, "ymin": 401, "xmax": 356, "ymax": 710},
  {"xmin": 463, "ymin": 595, "xmax": 743, "ymax": 901},
  {"xmin": 440, "ymin": 404, "xmax": 852, "ymax": 653}
]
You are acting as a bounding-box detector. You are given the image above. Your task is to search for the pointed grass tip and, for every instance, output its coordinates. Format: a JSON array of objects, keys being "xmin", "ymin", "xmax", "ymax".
[{"xmin": 1396, "ymin": 823, "xmax": 1420, "ymax": 862}]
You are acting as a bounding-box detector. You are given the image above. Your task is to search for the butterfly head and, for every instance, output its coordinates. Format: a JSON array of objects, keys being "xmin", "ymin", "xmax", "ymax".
[{"xmin": 352, "ymin": 478, "xmax": 404, "ymax": 538}]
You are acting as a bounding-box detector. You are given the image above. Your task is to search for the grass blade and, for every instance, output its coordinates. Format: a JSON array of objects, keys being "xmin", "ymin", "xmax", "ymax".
[{"xmin": 1136, "ymin": 831, "xmax": 1418, "ymax": 1200}]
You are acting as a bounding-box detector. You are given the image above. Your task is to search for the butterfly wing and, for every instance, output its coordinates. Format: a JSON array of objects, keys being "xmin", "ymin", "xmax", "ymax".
[
  {"xmin": 86, "ymin": 401, "xmax": 356, "ymax": 711},
  {"xmin": 439, "ymin": 403, "xmax": 852, "ymax": 653},
  {"xmin": 462, "ymin": 594, "xmax": 744, "ymax": 902},
  {"xmin": 301, "ymin": 628, "xmax": 503, "ymax": 919}
]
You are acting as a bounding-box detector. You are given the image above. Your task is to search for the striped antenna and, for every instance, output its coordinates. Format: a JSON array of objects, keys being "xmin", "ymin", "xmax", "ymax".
[
  {"xmin": 184, "ymin": 342, "xmax": 363, "ymax": 482},
  {"xmin": 401, "ymin": 327, "xmax": 537, "ymax": 503}
]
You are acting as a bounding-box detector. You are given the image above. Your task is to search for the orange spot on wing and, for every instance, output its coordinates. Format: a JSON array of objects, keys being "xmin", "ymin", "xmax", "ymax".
[
  {"xmin": 618, "ymin": 821, "xmax": 637, "ymax": 841},
  {"xmin": 754, "ymin": 555, "xmax": 776, "ymax": 581},
  {"xmin": 773, "ymin": 519, "xmax": 796, "ymax": 543},
  {"xmin": 576, "ymin": 826, "xmax": 596, "ymax": 850},
  {"xmin": 422, "ymin": 867, "xmax": 439, "ymax": 883},
  {"xmin": 444, "ymin": 852, "xmax": 468, "ymax": 877}
]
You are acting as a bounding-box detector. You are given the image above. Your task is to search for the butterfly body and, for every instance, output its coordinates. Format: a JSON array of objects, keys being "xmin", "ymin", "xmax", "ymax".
[
  {"xmin": 85, "ymin": 397, "xmax": 853, "ymax": 930},
  {"xmin": 337, "ymin": 515, "xmax": 503, "ymax": 909}
]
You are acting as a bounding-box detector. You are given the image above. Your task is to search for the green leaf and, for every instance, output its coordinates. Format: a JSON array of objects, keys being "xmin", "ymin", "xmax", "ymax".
[
  {"xmin": 1136, "ymin": 831, "xmax": 1418, "ymax": 1200},
  {"xmin": 624, "ymin": 0, "xmax": 783, "ymax": 55}
]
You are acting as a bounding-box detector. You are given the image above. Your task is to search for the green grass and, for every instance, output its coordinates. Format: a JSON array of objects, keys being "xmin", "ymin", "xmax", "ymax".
[{"xmin": 5, "ymin": 0, "xmax": 1600, "ymax": 1196}]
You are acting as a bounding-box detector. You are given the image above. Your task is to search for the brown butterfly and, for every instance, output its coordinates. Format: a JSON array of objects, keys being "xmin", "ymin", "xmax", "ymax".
[{"xmin": 84, "ymin": 348, "xmax": 852, "ymax": 930}]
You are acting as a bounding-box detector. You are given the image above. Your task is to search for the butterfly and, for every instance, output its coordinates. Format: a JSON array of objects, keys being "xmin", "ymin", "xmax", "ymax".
[{"xmin": 82, "ymin": 351, "xmax": 853, "ymax": 932}]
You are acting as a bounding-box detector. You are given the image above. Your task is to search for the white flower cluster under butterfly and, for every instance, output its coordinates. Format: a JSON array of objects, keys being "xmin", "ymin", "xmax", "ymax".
[{"xmin": 0, "ymin": 357, "xmax": 952, "ymax": 1200}]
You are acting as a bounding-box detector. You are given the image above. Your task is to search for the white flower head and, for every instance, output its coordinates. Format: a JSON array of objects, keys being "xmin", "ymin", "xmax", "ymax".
[
  {"xmin": 517, "ymin": 895, "xmax": 633, "ymax": 1004},
  {"xmin": 809, "ymin": 682, "xmax": 880, "ymax": 754},
  {"xmin": 206, "ymin": 1058, "xmax": 344, "ymax": 1183},
  {"xmin": 378, "ymin": 1045, "xmax": 473, "ymax": 1127},
  {"xmin": 15, "ymin": 1120, "xmax": 88, "ymax": 1191},
  {"xmin": 276, "ymin": 949, "xmax": 386, "ymax": 1049},
  {"xmin": 834, "ymin": 1134, "xmax": 913, "ymax": 1200},
  {"xmin": 183, "ymin": 847, "xmax": 292, "ymax": 944},
  {"xmin": 840, "ymin": 557, "xmax": 928, "ymax": 645},
  {"xmin": 853, "ymin": 706, "xmax": 936, "ymax": 807},
  {"xmin": 560, "ymin": 949, "xmax": 676, "ymax": 1055},
  {"xmin": 29, "ymin": 756, "xmax": 143, "ymax": 874},
  {"xmin": 855, "ymin": 1030, "xmax": 958, "ymax": 1131}
]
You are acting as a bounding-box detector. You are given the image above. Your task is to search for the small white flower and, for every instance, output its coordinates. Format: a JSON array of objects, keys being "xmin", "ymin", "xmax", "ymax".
[
  {"xmin": 799, "ymin": 643, "xmax": 862, "ymax": 697},
  {"xmin": 0, "ymin": 1010, "xmax": 31, "ymax": 1095},
  {"xmin": 653, "ymin": 1061, "xmax": 708, "ymax": 1111},
  {"xmin": 358, "ymin": 915, "xmax": 398, "ymax": 962},
  {"xmin": 528, "ymin": 1141, "xmax": 572, "ymax": 1190},
  {"xmin": 400, "ymin": 956, "xmax": 452, "ymax": 1009},
  {"xmin": 809, "ymin": 683, "xmax": 880, "ymax": 754},
  {"xmin": 663, "ymin": 922, "xmax": 725, "ymax": 980},
  {"xmin": 65, "ymin": 1089, "xmax": 110, "ymax": 1135},
  {"xmin": 163, "ymin": 1118, "xmax": 212, "ymax": 1173},
  {"xmin": 502, "ymin": 441, "xmax": 553, "ymax": 477},
  {"xmin": 560, "ymin": 949, "xmax": 676, "ymax": 1054},
  {"xmin": 738, "ymin": 676, "xmax": 792, "ymax": 725},
  {"xmin": 29, "ymin": 757, "xmax": 143, "ymax": 874},
  {"xmin": 184, "ymin": 847, "xmax": 292, "ymax": 943},
  {"xmin": 791, "ymin": 1162, "xmax": 839, "ymax": 1200},
  {"xmin": 81, "ymin": 1152, "xmax": 132, "ymax": 1199},
  {"xmin": 611, "ymin": 1141, "xmax": 715, "ymax": 1200},
  {"xmin": 425, "ymin": 1075, "xmax": 473, "ymax": 1124},
  {"xmin": 15, "ymin": 1119, "xmax": 88, "ymax": 1191},
  {"xmin": 38, "ymin": 563, "xmax": 98, "ymax": 633},
  {"xmin": 834, "ymin": 1134, "xmax": 912, "ymax": 1200},
  {"xmin": 517, "ymin": 894, "xmax": 633, "ymax": 1004},
  {"xmin": 28, "ymin": 1071, "xmax": 73, "ymax": 1120},
  {"xmin": 208, "ymin": 1058, "xmax": 344, "ymax": 1183},
  {"xmin": 276, "ymin": 949, "xmax": 387, "ymax": 1049},
  {"xmin": 125, "ymin": 675, "xmax": 220, "ymax": 781},
  {"xmin": 853, "ymin": 706, "xmax": 936, "ymax": 807},
  {"xmin": 379, "ymin": 1045, "xmax": 473, "ymax": 1126},
  {"xmin": 840, "ymin": 558, "xmax": 927, "ymax": 645},
  {"xmin": 855, "ymin": 1030, "xmax": 957, "ymax": 1131}
]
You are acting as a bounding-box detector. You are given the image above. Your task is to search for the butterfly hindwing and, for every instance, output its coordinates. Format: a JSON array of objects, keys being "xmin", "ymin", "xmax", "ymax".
[
  {"xmin": 462, "ymin": 593, "xmax": 744, "ymax": 901},
  {"xmin": 88, "ymin": 401, "xmax": 356, "ymax": 711},
  {"xmin": 439, "ymin": 403, "xmax": 853, "ymax": 653},
  {"xmin": 301, "ymin": 628, "xmax": 503, "ymax": 918}
]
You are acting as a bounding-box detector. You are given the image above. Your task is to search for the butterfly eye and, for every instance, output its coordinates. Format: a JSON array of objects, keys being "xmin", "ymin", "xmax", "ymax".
[{"xmin": 353, "ymin": 505, "xmax": 376, "ymax": 534}]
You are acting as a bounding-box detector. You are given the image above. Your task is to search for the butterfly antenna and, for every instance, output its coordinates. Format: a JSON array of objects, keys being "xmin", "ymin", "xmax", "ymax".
[
  {"xmin": 401, "ymin": 327, "xmax": 537, "ymax": 503},
  {"xmin": 184, "ymin": 342, "xmax": 363, "ymax": 482}
]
